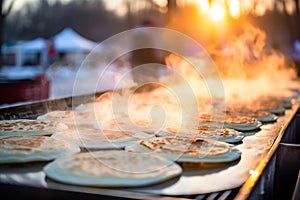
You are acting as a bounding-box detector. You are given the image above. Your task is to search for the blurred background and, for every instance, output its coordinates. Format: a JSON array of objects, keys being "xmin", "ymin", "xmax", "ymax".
[{"xmin": 0, "ymin": 0, "xmax": 299, "ymax": 106}]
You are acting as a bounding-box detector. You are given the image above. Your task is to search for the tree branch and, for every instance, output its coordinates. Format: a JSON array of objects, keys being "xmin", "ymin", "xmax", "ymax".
[{"xmin": 2, "ymin": 0, "xmax": 14, "ymax": 17}]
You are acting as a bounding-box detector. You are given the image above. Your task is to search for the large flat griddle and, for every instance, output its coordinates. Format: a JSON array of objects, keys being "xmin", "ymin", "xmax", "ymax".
[{"xmin": 0, "ymin": 92, "xmax": 299, "ymax": 200}]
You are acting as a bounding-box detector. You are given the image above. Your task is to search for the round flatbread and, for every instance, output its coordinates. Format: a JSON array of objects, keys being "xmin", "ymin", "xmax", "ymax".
[
  {"xmin": 0, "ymin": 135, "xmax": 80, "ymax": 164},
  {"xmin": 195, "ymin": 125, "xmax": 244, "ymax": 143},
  {"xmin": 216, "ymin": 108, "xmax": 278, "ymax": 123},
  {"xmin": 125, "ymin": 136, "xmax": 241, "ymax": 163},
  {"xmin": 43, "ymin": 150, "xmax": 182, "ymax": 187},
  {"xmin": 37, "ymin": 110, "xmax": 97, "ymax": 126},
  {"xmin": 251, "ymin": 100, "xmax": 286, "ymax": 115},
  {"xmin": 198, "ymin": 113, "xmax": 262, "ymax": 132},
  {"xmin": 0, "ymin": 119, "xmax": 68, "ymax": 136},
  {"xmin": 257, "ymin": 95, "xmax": 293, "ymax": 109},
  {"xmin": 224, "ymin": 120, "xmax": 262, "ymax": 132},
  {"xmin": 51, "ymin": 125, "xmax": 154, "ymax": 149},
  {"xmin": 156, "ymin": 125, "xmax": 244, "ymax": 143}
]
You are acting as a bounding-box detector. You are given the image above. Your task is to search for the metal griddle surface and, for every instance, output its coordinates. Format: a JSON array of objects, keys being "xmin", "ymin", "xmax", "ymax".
[{"xmin": 0, "ymin": 93, "xmax": 298, "ymax": 199}]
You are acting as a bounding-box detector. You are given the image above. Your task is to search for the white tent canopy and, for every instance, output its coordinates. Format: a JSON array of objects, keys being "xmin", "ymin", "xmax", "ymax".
[
  {"xmin": 2, "ymin": 27, "xmax": 99, "ymax": 67},
  {"xmin": 53, "ymin": 27, "xmax": 98, "ymax": 52},
  {"xmin": 9, "ymin": 37, "xmax": 47, "ymax": 52},
  {"xmin": 5, "ymin": 28, "xmax": 98, "ymax": 53},
  {"xmin": 11, "ymin": 38, "xmax": 48, "ymax": 67},
  {"xmin": 2, "ymin": 38, "xmax": 47, "ymax": 53},
  {"xmin": 19, "ymin": 38, "xmax": 47, "ymax": 52}
]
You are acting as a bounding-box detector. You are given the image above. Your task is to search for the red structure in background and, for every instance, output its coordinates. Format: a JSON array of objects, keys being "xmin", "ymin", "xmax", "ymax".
[
  {"xmin": 47, "ymin": 38, "xmax": 58, "ymax": 65},
  {"xmin": 0, "ymin": 74, "xmax": 50, "ymax": 105}
]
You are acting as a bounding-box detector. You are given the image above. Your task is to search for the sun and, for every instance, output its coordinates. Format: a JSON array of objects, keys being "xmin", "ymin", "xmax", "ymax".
[
  {"xmin": 194, "ymin": 0, "xmax": 241, "ymax": 22},
  {"xmin": 209, "ymin": 1, "xmax": 225, "ymax": 22},
  {"xmin": 228, "ymin": 0, "xmax": 240, "ymax": 18}
]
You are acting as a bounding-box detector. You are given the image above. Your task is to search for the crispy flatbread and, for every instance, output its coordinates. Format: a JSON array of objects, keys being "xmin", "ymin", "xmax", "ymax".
[
  {"xmin": 198, "ymin": 113, "xmax": 262, "ymax": 132},
  {"xmin": 196, "ymin": 125, "xmax": 244, "ymax": 143},
  {"xmin": 257, "ymin": 95, "xmax": 293, "ymax": 109},
  {"xmin": 0, "ymin": 119, "xmax": 68, "ymax": 136},
  {"xmin": 248, "ymin": 100, "xmax": 286, "ymax": 115},
  {"xmin": 0, "ymin": 135, "xmax": 80, "ymax": 164},
  {"xmin": 125, "ymin": 136, "xmax": 241, "ymax": 163},
  {"xmin": 43, "ymin": 150, "xmax": 182, "ymax": 187},
  {"xmin": 156, "ymin": 125, "xmax": 244, "ymax": 143},
  {"xmin": 216, "ymin": 107, "xmax": 278, "ymax": 123},
  {"xmin": 37, "ymin": 110, "xmax": 98, "ymax": 126},
  {"xmin": 51, "ymin": 125, "xmax": 154, "ymax": 149}
]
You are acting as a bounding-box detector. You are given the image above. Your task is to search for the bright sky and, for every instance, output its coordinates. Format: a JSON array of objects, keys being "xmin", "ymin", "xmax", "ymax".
[
  {"xmin": 190, "ymin": 0, "xmax": 296, "ymax": 16},
  {"xmin": 4, "ymin": 0, "xmax": 71, "ymax": 12},
  {"xmin": 103, "ymin": 0, "xmax": 128, "ymax": 16},
  {"xmin": 5, "ymin": 0, "xmax": 128, "ymax": 16},
  {"xmin": 6, "ymin": 0, "xmax": 168, "ymax": 17},
  {"xmin": 5, "ymin": 0, "xmax": 297, "ymax": 17}
]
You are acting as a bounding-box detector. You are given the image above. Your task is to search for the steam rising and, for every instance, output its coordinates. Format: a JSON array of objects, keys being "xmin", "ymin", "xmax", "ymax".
[
  {"xmin": 75, "ymin": 24, "xmax": 299, "ymax": 134},
  {"xmin": 166, "ymin": 23, "xmax": 299, "ymax": 104}
]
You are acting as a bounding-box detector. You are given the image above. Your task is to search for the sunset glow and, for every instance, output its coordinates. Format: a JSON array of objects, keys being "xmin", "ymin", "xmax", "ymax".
[
  {"xmin": 196, "ymin": 0, "xmax": 210, "ymax": 14},
  {"xmin": 196, "ymin": 0, "xmax": 241, "ymax": 21},
  {"xmin": 229, "ymin": 0, "xmax": 240, "ymax": 18},
  {"xmin": 209, "ymin": 1, "xmax": 225, "ymax": 22}
]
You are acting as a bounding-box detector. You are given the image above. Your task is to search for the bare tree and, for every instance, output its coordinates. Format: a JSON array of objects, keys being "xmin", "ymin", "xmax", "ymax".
[
  {"xmin": 295, "ymin": 0, "xmax": 299, "ymax": 14},
  {"xmin": 0, "ymin": 0, "xmax": 14, "ymax": 68},
  {"xmin": 294, "ymin": 0, "xmax": 300, "ymax": 40},
  {"xmin": 167, "ymin": 0, "xmax": 177, "ymax": 21}
]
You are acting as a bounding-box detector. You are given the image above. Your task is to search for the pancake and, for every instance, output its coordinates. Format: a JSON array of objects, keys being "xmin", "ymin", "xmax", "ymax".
[
  {"xmin": 0, "ymin": 119, "xmax": 68, "ymax": 136},
  {"xmin": 156, "ymin": 125, "xmax": 244, "ymax": 144},
  {"xmin": 195, "ymin": 125, "xmax": 244, "ymax": 143},
  {"xmin": 37, "ymin": 110, "xmax": 98, "ymax": 126},
  {"xmin": 125, "ymin": 136, "xmax": 241, "ymax": 163},
  {"xmin": 43, "ymin": 150, "xmax": 182, "ymax": 187},
  {"xmin": 216, "ymin": 107, "xmax": 278, "ymax": 123},
  {"xmin": 252, "ymin": 101, "xmax": 285, "ymax": 115},
  {"xmin": 51, "ymin": 125, "xmax": 154, "ymax": 149},
  {"xmin": 198, "ymin": 113, "xmax": 262, "ymax": 132},
  {"xmin": 0, "ymin": 135, "xmax": 80, "ymax": 164}
]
